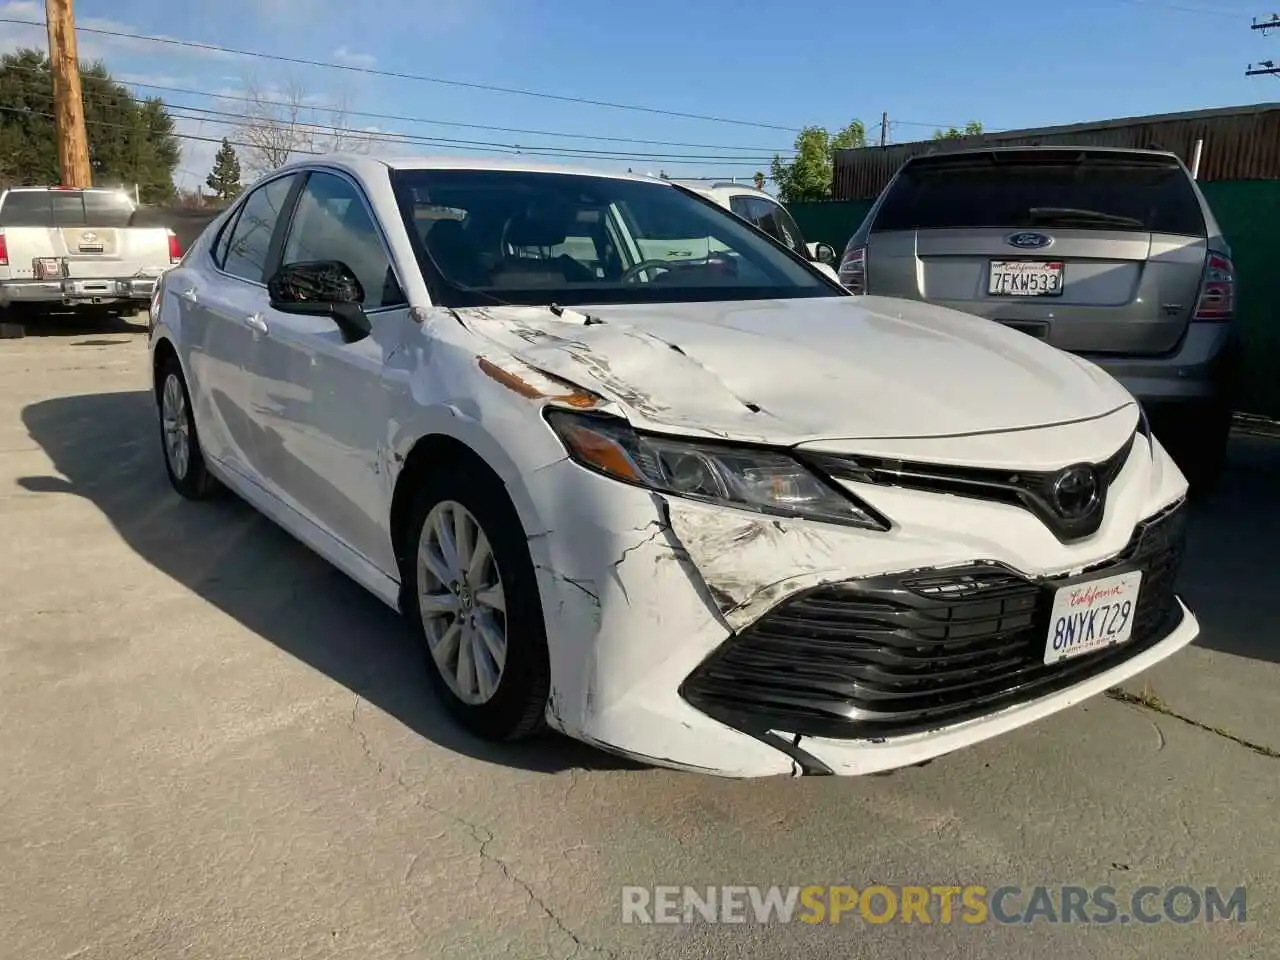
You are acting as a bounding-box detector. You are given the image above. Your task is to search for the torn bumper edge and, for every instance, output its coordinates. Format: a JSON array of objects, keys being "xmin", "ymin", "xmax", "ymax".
[{"xmin": 792, "ymin": 601, "xmax": 1198, "ymax": 776}]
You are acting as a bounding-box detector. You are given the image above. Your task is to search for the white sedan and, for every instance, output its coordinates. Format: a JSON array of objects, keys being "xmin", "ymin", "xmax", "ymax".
[{"xmin": 148, "ymin": 155, "xmax": 1198, "ymax": 777}]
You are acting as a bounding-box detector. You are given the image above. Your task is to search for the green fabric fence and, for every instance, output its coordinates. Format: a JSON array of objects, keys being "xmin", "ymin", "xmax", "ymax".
[{"xmin": 788, "ymin": 182, "xmax": 1279, "ymax": 419}]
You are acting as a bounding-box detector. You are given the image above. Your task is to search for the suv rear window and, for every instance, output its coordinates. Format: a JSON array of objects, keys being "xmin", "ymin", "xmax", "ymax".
[
  {"xmin": 872, "ymin": 151, "xmax": 1207, "ymax": 237},
  {"xmin": 0, "ymin": 189, "xmax": 135, "ymax": 228}
]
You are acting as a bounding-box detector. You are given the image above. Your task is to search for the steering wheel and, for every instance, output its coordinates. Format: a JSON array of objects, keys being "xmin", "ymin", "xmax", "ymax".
[{"xmin": 619, "ymin": 259, "xmax": 673, "ymax": 283}]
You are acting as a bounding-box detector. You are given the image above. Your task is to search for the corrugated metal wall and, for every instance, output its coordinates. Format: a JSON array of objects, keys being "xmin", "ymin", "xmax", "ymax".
[{"xmin": 834, "ymin": 103, "xmax": 1280, "ymax": 201}]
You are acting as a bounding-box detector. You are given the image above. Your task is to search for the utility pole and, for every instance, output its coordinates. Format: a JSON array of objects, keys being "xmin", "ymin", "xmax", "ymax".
[
  {"xmin": 45, "ymin": 0, "xmax": 92, "ymax": 187},
  {"xmin": 1246, "ymin": 14, "xmax": 1280, "ymax": 77},
  {"xmin": 879, "ymin": 112, "xmax": 889, "ymax": 148}
]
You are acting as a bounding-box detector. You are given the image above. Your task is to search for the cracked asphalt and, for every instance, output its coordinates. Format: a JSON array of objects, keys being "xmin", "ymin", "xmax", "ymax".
[{"xmin": 1, "ymin": 319, "xmax": 1276, "ymax": 960}]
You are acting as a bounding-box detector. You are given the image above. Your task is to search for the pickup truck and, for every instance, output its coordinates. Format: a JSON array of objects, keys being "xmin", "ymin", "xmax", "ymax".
[{"xmin": 0, "ymin": 186, "xmax": 182, "ymax": 320}]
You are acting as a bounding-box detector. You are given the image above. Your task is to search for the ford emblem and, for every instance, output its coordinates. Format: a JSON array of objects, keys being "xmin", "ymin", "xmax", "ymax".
[{"xmin": 1007, "ymin": 232, "xmax": 1053, "ymax": 250}]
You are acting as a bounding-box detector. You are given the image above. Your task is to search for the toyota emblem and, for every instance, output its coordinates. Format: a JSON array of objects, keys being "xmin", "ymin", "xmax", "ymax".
[
  {"xmin": 1051, "ymin": 465, "xmax": 1100, "ymax": 519},
  {"xmin": 81, "ymin": 231, "xmax": 99, "ymax": 243}
]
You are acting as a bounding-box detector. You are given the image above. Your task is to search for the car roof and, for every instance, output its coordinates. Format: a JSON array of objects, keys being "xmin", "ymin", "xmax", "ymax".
[
  {"xmin": 675, "ymin": 180, "xmax": 773, "ymax": 197},
  {"xmin": 907, "ymin": 145, "xmax": 1183, "ymax": 161},
  {"xmin": 274, "ymin": 152, "xmax": 674, "ymax": 185}
]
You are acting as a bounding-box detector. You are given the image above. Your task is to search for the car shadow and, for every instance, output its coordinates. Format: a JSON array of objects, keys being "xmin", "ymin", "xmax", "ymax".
[
  {"xmin": 1, "ymin": 309, "xmax": 145, "ymax": 339},
  {"xmin": 17, "ymin": 389, "xmax": 644, "ymax": 775},
  {"xmin": 1178, "ymin": 430, "xmax": 1280, "ymax": 664}
]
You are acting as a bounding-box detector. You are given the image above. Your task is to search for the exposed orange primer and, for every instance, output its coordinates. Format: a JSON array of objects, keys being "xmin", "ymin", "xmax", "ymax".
[{"xmin": 477, "ymin": 356, "xmax": 602, "ymax": 409}]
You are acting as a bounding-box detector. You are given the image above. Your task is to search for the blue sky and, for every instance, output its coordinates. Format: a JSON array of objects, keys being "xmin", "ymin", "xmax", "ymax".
[{"xmin": 0, "ymin": 0, "xmax": 1275, "ymax": 191}]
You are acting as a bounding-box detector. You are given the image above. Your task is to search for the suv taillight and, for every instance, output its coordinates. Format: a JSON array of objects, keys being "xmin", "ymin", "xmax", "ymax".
[
  {"xmin": 0, "ymin": 233, "xmax": 7, "ymax": 267},
  {"xmin": 1193, "ymin": 252, "xmax": 1234, "ymax": 321},
  {"xmin": 838, "ymin": 244, "xmax": 867, "ymax": 293},
  {"xmin": 167, "ymin": 229, "xmax": 182, "ymax": 265}
]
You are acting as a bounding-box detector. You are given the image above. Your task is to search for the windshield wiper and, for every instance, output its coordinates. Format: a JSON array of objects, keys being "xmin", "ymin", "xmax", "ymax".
[{"xmin": 1027, "ymin": 207, "xmax": 1146, "ymax": 229}]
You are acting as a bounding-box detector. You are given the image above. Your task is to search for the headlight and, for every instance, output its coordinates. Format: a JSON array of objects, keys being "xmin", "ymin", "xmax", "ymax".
[{"xmin": 545, "ymin": 409, "xmax": 890, "ymax": 530}]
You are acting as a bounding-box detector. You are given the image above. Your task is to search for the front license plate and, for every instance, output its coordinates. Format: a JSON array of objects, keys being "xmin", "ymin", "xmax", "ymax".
[
  {"xmin": 989, "ymin": 260, "xmax": 1064, "ymax": 297},
  {"xmin": 1044, "ymin": 570, "xmax": 1143, "ymax": 665}
]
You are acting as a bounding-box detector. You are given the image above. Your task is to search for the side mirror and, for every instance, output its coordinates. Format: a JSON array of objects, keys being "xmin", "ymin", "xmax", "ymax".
[
  {"xmin": 267, "ymin": 260, "xmax": 372, "ymax": 343},
  {"xmin": 812, "ymin": 242, "xmax": 837, "ymax": 266}
]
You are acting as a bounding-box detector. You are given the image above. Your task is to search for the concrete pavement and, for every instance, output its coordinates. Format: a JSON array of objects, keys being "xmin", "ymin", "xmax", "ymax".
[{"xmin": 1, "ymin": 318, "xmax": 1275, "ymax": 959}]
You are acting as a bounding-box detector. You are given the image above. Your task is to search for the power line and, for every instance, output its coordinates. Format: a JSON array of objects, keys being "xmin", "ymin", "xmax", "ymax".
[
  {"xmin": 891, "ymin": 118, "xmax": 987, "ymax": 130},
  {"xmin": 1113, "ymin": 0, "xmax": 1246, "ymax": 16},
  {"xmin": 2, "ymin": 91, "xmax": 783, "ymax": 169},
  {"xmin": 108, "ymin": 75, "xmax": 795, "ymax": 154},
  {"xmin": 159, "ymin": 102, "xmax": 788, "ymax": 162},
  {"xmin": 3, "ymin": 82, "xmax": 789, "ymax": 164},
  {"xmin": 0, "ymin": 16, "xmax": 797, "ymax": 132},
  {"xmin": 1, "ymin": 104, "xmax": 323, "ymax": 156}
]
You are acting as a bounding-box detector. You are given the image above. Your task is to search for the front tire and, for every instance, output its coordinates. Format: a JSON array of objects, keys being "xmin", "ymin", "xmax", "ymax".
[
  {"xmin": 157, "ymin": 356, "xmax": 219, "ymax": 500},
  {"xmin": 402, "ymin": 463, "xmax": 550, "ymax": 741}
]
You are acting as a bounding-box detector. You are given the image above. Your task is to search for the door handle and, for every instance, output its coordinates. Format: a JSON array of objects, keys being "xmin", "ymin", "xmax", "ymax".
[
  {"xmin": 245, "ymin": 312, "xmax": 269, "ymax": 337},
  {"xmin": 178, "ymin": 287, "xmax": 198, "ymax": 303}
]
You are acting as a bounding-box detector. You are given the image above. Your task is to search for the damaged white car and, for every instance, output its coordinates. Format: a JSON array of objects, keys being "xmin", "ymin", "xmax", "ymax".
[{"xmin": 149, "ymin": 155, "xmax": 1199, "ymax": 777}]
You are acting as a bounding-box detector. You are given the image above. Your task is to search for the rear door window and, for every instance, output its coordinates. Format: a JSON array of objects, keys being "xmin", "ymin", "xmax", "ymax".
[
  {"xmin": 81, "ymin": 191, "xmax": 135, "ymax": 227},
  {"xmin": 736, "ymin": 196, "xmax": 807, "ymax": 255},
  {"xmin": 757, "ymin": 198, "xmax": 808, "ymax": 254},
  {"xmin": 0, "ymin": 192, "xmax": 53, "ymax": 226},
  {"xmin": 872, "ymin": 152, "xmax": 1207, "ymax": 237}
]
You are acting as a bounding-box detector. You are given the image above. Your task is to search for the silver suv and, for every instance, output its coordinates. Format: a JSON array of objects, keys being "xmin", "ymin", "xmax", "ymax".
[{"xmin": 839, "ymin": 146, "xmax": 1239, "ymax": 490}]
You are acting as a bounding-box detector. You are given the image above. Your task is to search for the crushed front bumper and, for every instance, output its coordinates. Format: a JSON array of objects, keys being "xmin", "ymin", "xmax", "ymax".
[
  {"xmin": 680, "ymin": 502, "xmax": 1189, "ymax": 773},
  {"xmin": 520, "ymin": 433, "xmax": 1198, "ymax": 778}
]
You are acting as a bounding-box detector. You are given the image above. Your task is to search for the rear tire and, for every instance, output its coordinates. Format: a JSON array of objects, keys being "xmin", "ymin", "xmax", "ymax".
[
  {"xmin": 401, "ymin": 461, "xmax": 550, "ymax": 741},
  {"xmin": 157, "ymin": 356, "xmax": 219, "ymax": 500}
]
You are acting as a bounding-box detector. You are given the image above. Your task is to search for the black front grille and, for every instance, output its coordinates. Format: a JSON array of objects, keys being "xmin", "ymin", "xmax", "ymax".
[
  {"xmin": 680, "ymin": 500, "xmax": 1188, "ymax": 740},
  {"xmin": 804, "ymin": 433, "xmax": 1135, "ymax": 544}
]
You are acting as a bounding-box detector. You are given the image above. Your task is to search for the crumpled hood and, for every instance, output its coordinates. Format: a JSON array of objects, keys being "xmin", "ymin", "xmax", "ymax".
[{"xmin": 457, "ymin": 296, "xmax": 1135, "ymax": 444}]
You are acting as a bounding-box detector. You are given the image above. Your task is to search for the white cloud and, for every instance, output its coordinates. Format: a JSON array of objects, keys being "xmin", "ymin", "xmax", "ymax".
[{"xmin": 331, "ymin": 46, "xmax": 376, "ymax": 69}]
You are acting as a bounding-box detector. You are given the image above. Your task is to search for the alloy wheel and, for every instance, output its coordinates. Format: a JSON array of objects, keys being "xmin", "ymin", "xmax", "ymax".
[
  {"xmin": 416, "ymin": 499, "xmax": 508, "ymax": 705},
  {"xmin": 161, "ymin": 372, "xmax": 191, "ymax": 481}
]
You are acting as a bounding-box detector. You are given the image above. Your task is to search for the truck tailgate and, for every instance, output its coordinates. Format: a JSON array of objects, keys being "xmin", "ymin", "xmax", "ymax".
[{"xmin": 56, "ymin": 226, "xmax": 172, "ymax": 279}]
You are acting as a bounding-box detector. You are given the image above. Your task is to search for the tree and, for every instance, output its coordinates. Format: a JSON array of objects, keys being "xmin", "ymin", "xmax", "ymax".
[
  {"xmin": 933, "ymin": 121, "xmax": 984, "ymax": 140},
  {"xmin": 0, "ymin": 49, "xmax": 180, "ymax": 201},
  {"xmin": 205, "ymin": 138, "xmax": 243, "ymax": 199},
  {"xmin": 770, "ymin": 121, "xmax": 866, "ymax": 203},
  {"xmin": 239, "ymin": 80, "xmax": 370, "ymax": 176}
]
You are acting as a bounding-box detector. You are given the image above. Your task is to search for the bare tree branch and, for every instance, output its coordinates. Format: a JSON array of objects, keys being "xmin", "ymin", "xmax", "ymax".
[
  {"xmin": 327, "ymin": 92, "xmax": 372, "ymax": 155},
  {"xmin": 235, "ymin": 78, "xmax": 374, "ymax": 173},
  {"xmin": 239, "ymin": 78, "xmax": 313, "ymax": 174}
]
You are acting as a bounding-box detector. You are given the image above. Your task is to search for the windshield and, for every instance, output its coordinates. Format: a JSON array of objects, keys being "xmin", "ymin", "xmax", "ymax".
[
  {"xmin": 872, "ymin": 152, "xmax": 1207, "ymax": 237},
  {"xmin": 390, "ymin": 169, "xmax": 833, "ymax": 307}
]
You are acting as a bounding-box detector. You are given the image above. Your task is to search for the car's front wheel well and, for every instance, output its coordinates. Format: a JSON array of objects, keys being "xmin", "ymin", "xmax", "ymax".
[
  {"xmin": 152, "ymin": 337, "xmax": 178, "ymax": 399},
  {"xmin": 389, "ymin": 434, "xmax": 508, "ymax": 576}
]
